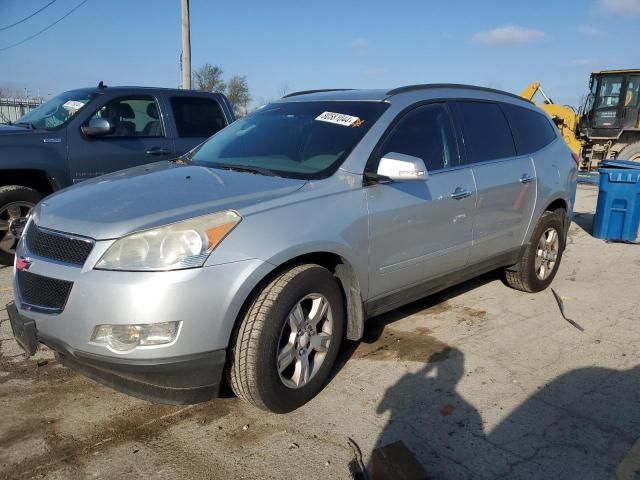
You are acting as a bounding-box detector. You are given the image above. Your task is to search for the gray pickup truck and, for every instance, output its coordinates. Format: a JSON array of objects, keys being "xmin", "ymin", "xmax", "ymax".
[{"xmin": 0, "ymin": 83, "xmax": 235, "ymax": 265}]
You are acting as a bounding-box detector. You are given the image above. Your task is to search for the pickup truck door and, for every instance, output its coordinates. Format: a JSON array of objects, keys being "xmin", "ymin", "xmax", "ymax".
[
  {"xmin": 164, "ymin": 94, "xmax": 233, "ymax": 156},
  {"xmin": 67, "ymin": 94, "xmax": 176, "ymax": 183}
]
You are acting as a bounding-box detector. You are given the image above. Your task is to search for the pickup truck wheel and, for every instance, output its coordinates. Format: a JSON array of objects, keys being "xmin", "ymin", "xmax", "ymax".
[
  {"xmin": 505, "ymin": 210, "xmax": 565, "ymax": 293},
  {"xmin": 228, "ymin": 264, "xmax": 344, "ymax": 413},
  {"xmin": 0, "ymin": 186, "xmax": 43, "ymax": 266}
]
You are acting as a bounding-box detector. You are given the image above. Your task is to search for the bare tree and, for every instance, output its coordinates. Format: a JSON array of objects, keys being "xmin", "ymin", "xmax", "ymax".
[
  {"xmin": 0, "ymin": 85, "xmax": 24, "ymax": 98},
  {"xmin": 226, "ymin": 75, "xmax": 251, "ymax": 117},
  {"xmin": 277, "ymin": 83, "xmax": 290, "ymax": 98},
  {"xmin": 192, "ymin": 64, "xmax": 226, "ymax": 92}
]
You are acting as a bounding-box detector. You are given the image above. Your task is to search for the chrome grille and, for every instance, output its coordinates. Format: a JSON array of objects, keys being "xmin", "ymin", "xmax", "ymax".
[{"xmin": 25, "ymin": 223, "xmax": 94, "ymax": 266}]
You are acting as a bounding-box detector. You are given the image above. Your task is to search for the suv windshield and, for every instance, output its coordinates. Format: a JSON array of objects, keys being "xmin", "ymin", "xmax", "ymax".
[
  {"xmin": 190, "ymin": 100, "xmax": 389, "ymax": 179},
  {"xmin": 16, "ymin": 91, "xmax": 95, "ymax": 130}
]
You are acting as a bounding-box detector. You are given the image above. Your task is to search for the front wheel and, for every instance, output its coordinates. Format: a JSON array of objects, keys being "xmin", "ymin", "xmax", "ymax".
[
  {"xmin": 505, "ymin": 211, "xmax": 566, "ymax": 293},
  {"xmin": 228, "ymin": 264, "xmax": 344, "ymax": 413},
  {"xmin": 0, "ymin": 186, "xmax": 43, "ymax": 266}
]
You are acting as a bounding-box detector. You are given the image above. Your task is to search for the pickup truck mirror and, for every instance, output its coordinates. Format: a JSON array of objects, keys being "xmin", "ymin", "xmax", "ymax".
[
  {"xmin": 377, "ymin": 152, "xmax": 429, "ymax": 182},
  {"xmin": 81, "ymin": 118, "xmax": 114, "ymax": 137}
]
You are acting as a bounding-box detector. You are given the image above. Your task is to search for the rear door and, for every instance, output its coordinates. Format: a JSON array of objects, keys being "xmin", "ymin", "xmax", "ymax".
[
  {"xmin": 366, "ymin": 102, "xmax": 476, "ymax": 300},
  {"xmin": 168, "ymin": 95, "xmax": 230, "ymax": 156},
  {"xmin": 453, "ymin": 100, "xmax": 536, "ymax": 264},
  {"xmin": 67, "ymin": 94, "xmax": 175, "ymax": 182}
]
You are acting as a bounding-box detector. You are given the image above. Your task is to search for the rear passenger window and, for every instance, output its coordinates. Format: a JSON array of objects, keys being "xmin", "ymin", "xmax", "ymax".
[
  {"xmin": 504, "ymin": 104, "xmax": 557, "ymax": 154},
  {"xmin": 378, "ymin": 103, "xmax": 457, "ymax": 172},
  {"xmin": 170, "ymin": 97, "xmax": 226, "ymax": 138},
  {"xmin": 456, "ymin": 101, "xmax": 516, "ymax": 163}
]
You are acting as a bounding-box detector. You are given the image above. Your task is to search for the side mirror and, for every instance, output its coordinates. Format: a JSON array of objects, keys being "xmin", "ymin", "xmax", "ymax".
[
  {"xmin": 81, "ymin": 118, "xmax": 113, "ymax": 137},
  {"xmin": 376, "ymin": 152, "xmax": 428, "ymax": 182}
]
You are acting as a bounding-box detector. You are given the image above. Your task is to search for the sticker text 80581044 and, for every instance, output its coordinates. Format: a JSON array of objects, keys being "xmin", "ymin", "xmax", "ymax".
[{"xmin": 315, "ymin": 111, "xmax": 364, "ymax": 127}]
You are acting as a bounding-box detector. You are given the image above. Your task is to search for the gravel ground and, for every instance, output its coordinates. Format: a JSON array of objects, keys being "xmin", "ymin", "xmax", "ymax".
[{"xmin": 1, "ymin": 184, "xmax": 639, "ymax": 480}]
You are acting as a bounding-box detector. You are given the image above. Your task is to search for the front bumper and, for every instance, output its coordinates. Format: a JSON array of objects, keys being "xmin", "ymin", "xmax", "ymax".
[{"xmin": 8, "ymin": 301, "xmax": 225, "ymax": 404}]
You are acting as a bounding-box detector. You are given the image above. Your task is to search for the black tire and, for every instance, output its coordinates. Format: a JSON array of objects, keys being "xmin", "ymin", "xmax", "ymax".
[
  {"xmin": 0, "ymin": 185, "xmax": 43, "ymax": 266},
  {"xmin": 505, "ymin": 210, "xmax": 566, "ymax": 293},
  {"xmin": 617, "ymin": 141, "xmax": 640, "ymax": 162},
  {"xmin": 228, "ymin": 264, "xmax": 345, "ymax": 413}
]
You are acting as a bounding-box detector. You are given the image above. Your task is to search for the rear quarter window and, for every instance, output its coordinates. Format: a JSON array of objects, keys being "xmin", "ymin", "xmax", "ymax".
[
  {"xmin": 504, "ymin": 103, "xmax": 557, "ymax": 155},
  {"xmin": 455, "ymin": 101, "xmax": 516, "ymax": 163}
]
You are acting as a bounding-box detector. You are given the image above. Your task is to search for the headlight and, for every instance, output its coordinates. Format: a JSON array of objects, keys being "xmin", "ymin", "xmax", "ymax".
[
  {"xmin": 91, "ymin": 321, "xmax": 181, "ymax": 352},
  {"xmin": 95, "ymin": 211, "xmax": 241, "ymax": 271}
]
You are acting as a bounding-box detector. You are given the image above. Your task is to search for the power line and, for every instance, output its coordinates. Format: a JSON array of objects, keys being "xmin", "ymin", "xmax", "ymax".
[
  {"xmin": 0, "ymin": 0, "xmax": 91, "ymax": 52},
  {"xmin": 0, "ymin": 0, "xmax": 58, "ymax": 32}
]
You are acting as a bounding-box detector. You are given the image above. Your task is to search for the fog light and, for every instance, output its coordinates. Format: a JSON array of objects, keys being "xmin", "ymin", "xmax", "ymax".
[{"xmin": 91, "ymin": 321, "xmax": 181, "ymax": 352}]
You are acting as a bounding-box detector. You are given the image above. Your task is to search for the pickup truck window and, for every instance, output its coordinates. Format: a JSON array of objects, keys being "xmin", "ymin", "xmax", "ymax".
[
  {"xmin": 16, "ymin": 91, "xmax": 94, "ymax": 130},
  {"xmin": 86, "ymin": 96, "xmax": 163, "ymax": 137},
  {"xmin": 170, "ymin": 97, "xmax": 226, "ymax": 138}
]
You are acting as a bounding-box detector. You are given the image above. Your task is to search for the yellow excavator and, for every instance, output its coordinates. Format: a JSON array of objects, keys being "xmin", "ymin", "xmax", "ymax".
[{"xmin": 520, "ymin": 70, "xmax": 640, "ymax": 170}]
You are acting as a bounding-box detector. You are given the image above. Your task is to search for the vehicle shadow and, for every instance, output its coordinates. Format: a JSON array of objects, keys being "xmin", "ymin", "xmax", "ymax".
[
  {"xmin": 366, "ymin": 343, "xmax": 640, "ymax": 479},
  {"xmin": 333, "ymin": 271, "xmax": 502, "ymax": 380},
  {"xmin": 571, "ymin": 212, "xmax": 595, "ymax": 236}
]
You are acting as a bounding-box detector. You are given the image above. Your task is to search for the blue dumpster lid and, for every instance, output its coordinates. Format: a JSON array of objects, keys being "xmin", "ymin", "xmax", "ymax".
[{"xmin": 600, "ymin": 159, "xmax": 640, "ymax": 170}]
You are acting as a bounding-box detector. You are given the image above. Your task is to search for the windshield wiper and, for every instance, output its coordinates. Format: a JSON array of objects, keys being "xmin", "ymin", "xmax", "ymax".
[
  {"xmin": 215, "ymin": 164, "xmax": 279, "ymax": 177},
  {"xmin": 15, "ymin": 122, "xmax": 35, "ymax": 130}
]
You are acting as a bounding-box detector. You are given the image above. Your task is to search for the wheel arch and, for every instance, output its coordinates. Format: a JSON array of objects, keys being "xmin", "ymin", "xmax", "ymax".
[
  {"xmin": 544, "ymin": 197, "xmax": 568, "ymax": 214},
  {"xmin": 0, "ymin": 169, "xmax": 56, "ymax": 195},
  {"xmin": 524, "ymin": 196, "xmax": 569, "ymax": 248},
  {"xmin": 231, "ymin": 251, "xmax": 366, "ymax": 346}
]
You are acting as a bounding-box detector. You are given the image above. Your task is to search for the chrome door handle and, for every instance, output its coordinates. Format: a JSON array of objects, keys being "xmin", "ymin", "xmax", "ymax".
[
  {"xmin": 145, "ymin": 147, "xmax": 171, "ymax": 156},
  {"xmin": 450, "ymin": 188, "xmax": 473, "ymax": 200},
  {"xmin": 519, "ymin": 174, "xmax": 534, "ymax": 184}
]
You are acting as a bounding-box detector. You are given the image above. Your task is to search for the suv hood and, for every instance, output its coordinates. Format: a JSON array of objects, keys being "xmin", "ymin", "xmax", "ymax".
[{"xmin": 33, "ymin": 161, "xmax": 306, "ymax": 239}]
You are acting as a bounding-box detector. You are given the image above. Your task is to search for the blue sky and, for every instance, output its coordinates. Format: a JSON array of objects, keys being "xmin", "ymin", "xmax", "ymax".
[{"xmin": 0, "ymin": 0, "xmax": 638, "ymax": 108}]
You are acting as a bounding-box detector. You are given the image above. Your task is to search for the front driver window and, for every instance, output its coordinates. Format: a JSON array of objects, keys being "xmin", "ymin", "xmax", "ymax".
[
  {"xmin": 87, "ymin": 96, "xmax": 163, "ymax": 137},
  {"xmin": 379, "ymin": 103, "xmax": 456, "ymax": 172}
]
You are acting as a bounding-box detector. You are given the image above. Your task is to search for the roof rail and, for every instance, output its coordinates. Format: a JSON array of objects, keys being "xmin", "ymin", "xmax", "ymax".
[
  {"xmin": 282, "ymin": 88, "xmax": 353, "ymax": 98},
  {"xmin": 386, "ymin": 83, "xmax": 531, "ymax": 103}
]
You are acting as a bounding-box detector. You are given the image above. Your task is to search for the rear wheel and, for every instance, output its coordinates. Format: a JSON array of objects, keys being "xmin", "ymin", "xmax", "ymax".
[
  {"xmin": 228, "ymin": 264, "xmax": 344, "ymax": 413},
  {"xmin": 0, "ymin": 186, "xmax": 43, "ymax": 266},
  {"xmin": 505, "ymin": 210, "xmax": 565, "ymax": 293}
]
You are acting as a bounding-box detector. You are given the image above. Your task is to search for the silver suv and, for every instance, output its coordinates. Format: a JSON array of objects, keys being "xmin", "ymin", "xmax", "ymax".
[{"xmin": 8, "ymin": 85, "xmax": 578, "ymax": 412}]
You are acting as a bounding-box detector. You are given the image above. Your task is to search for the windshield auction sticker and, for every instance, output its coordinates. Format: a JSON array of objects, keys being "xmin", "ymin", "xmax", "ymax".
[
  {"xmin": 62, "ymin": 100, "xmax": 86, "ymax": 111},
  {"xmin": 315, "ymin": 111, "xmax": 363, "ymax": 127}
]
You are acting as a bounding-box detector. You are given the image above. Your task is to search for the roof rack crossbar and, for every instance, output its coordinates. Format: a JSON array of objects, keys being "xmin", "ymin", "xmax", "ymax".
[
  {"xmin": 282, "ymin": 88, "xmax": 354, "ymax": 98},
  {"xmin": 385, "ymin": 83, "xmax": 531, "ymax": 103}
]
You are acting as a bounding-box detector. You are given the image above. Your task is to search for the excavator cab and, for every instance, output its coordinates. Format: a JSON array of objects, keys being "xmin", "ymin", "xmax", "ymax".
[{"xmin": 579, "ymin": 70, "xmax": 640, "ymax": 138}]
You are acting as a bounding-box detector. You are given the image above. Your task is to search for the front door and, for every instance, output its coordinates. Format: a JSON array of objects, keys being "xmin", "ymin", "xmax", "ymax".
[
  {"xmin": 366, "ymin": 103, "xmax": 475, "ymax": 300},
  {"xmin": 67, "ymin": 95, "xmax": 175, "ymax": 183}
]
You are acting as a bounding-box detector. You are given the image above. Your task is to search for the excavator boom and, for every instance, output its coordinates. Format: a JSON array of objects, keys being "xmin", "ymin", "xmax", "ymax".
[{"xmin": 520, "ymin": 81, "xmax": 582, "ymax": 156}]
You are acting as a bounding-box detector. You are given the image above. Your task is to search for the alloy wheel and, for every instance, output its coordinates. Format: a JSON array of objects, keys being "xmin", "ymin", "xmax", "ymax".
[
  {"xmin": 276, "ymin": 293, "xmax": 333, "ymax": 389},
  {"xmin": 534, "ymin": 227, "xmax": 559, "ymax": 280},
  {"xmin": 0, "ymin": 201, "xmax": 34, "ymax": 256}
]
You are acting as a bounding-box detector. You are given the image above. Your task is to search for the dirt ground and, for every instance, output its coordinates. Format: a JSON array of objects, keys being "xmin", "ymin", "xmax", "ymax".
[{"xmin": 1, "ymin": 184, "xmax": 639, "ymax": 480}]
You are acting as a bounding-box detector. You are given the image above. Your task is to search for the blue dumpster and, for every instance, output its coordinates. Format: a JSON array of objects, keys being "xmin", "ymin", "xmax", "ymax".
[{"xmin": 593, "ymin": 160, "xmax": 640, "ymax": 242}]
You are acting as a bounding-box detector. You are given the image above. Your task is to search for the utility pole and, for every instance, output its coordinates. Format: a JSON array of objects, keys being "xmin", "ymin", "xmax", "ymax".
[{"xmin": 181, "ymin": 0, "xmax": 191, "ymax": 89}]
